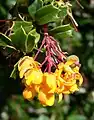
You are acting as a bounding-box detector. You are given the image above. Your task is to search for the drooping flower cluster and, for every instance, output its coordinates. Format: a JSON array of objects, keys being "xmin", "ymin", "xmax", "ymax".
[
  {"xmin": 17, "ymin": 24, "xmax": 83, "ymax": 106},
  {"xmin": 18, "ymin": 55, "xmax": 83, "ymax": 106}
]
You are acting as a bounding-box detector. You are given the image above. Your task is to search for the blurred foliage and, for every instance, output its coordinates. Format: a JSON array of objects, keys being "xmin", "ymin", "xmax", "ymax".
[{"xmin": 0, "ymin": 0, "xmax": 94, "ymax": 120}]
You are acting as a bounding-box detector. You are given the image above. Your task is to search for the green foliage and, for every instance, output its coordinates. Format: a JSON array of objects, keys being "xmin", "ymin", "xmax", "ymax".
[{"xmin": 49, "ymin": 24, "xmax": 73, "ymax": 39}]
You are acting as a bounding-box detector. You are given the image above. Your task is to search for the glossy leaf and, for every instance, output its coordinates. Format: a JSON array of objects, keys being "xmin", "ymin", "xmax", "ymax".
[
  {"xmin": 28, "ymin": 0, "xmax": 43, "ymax": 19},
  {"xmin": 49, "ymin": 24, "xmax": 73, "ymax": 39},
  {"xmin": 49, "ymin": 24, "xmax": 72, "ymax": 34},
  {"xmin": 35, "ymin": 4, "xmax": 60, "ymax": 25},
  {"xmin": 29, "ymin": 29, "xmax": 40, "ymax": 44},
  {"xmin": 25, "ymin": 34, "xmax": 35, "ymax": 53},
  {"xmin": 13, "ymin": 21, "xmax": 33, "ymax": 34},
  {"xmin": 11, "ymin": 26, "xmax": 27, "ymax": 52}
]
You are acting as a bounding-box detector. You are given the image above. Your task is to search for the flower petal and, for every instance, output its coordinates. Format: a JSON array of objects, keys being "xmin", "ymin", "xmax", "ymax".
[
  {"xmin": 26, "ymin": 70, "xmax": 43, "ymax": 85},
  {"xmin": 38, "ymin": 91, "xmax": 54, "ymax": 106},
  {"xmin": 23, "ymin": 87, "xmax": 36, "ymax": 100}
]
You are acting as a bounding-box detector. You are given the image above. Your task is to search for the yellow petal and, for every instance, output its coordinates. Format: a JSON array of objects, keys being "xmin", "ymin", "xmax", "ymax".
[
  {"xmin": 19, "ymin": 67, "xmax": 32, "ymax": 78},
  {"xmin": 26, "ymin": 70, "xmax": 43, "ymax": 85},
  {"xmin": 72, "ymin": 66, "xmax": 79, "ymax": 72},
  {"xmin": 38, "ymin": 91, "xmax": 54, "ymax": 106},
  {"xmin": 18, "ymin": 56, "xmax": 34, "ymax": 71},
  {"xmin": 44, "ymin": 73, "xmax": 56, "ymax": 93},
  {"xmin": 46, "ymin": 93, "xmax": 55, "ymax": 106},
  {"xmin": 23, "ymin": 87, "xmax": 36, "ymax": 100},
  {"xmin": 64, "ymin": 65, "xmax": 73, "ymax": 73},
  {"xmin": 70, "ymin": 84, "xmax": 79, "ymax": 93},
  {"xmin": 66, "ymin": 55, "xmax": 79, "ymax": 65},
  {"xmin": 75, "ymin": 73, "xmax": 83, "ymax": 86},
  {"xmin": 57, "ymin": 62, "xmax": 64, "ymax": 69}
]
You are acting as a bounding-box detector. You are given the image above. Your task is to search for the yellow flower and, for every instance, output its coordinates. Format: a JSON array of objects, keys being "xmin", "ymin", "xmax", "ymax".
[
  {"xmin": 25, "ymin": 69, "xmax": 43, "ymax": 85},
  {"xmin": 55, "ymin": 61, "xmax": 83, "ymax": 94},
  {"xmin": 38, "ymin": 91, "xmax": 55, "ymax": 106},
  {"xmin": 18, "ymin": 56, "xmax": 40, "ymax": 79}
]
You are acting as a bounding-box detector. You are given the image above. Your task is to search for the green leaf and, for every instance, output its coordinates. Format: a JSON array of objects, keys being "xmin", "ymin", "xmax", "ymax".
[
  {"xmin": 10, "ymin": 62, "xmax": 18, "ymax": 79},
  {"xmin": 28, "ymin": 0, "xmax": 43, "ymax": 19},
  {"xmin": 49, "ymin": 24, "xmax": 72, "ymax": 34},
  {"xmin": 68, "ymin": 115, "xmax": 87, "ymax": 120},
  {"xmin": 54, "ymin": 30, "xmax": 73, "ymax": 39},
  {"xmin": 49, "ymin": 24, "xmax": 73, "ymax": 39},
  {"xmin": 11, "ymin": 26, "xmax": 27, "ymax": 52},
  {"xmin": 29, "ymin": 29, "xmax": 40, "ymax": 44},
  {"xmin": 13, "ymin": 21, "xmax": 33, "ymax": 34},
  {"xmin": 25, "ymin": 34, "xmax": 35, "ymax": 53},
  {"xmin": 35, "ymin": 4, "xmax": 60, "ymax": 25},
  {"xmin": 25, "ymin": 29, "xmax": 40, "ymax": 53}
]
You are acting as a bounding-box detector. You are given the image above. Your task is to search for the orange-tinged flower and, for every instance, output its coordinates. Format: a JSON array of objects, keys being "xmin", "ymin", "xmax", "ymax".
[
  {"xmin": 38, "ymin": 91, "xmax": 55, "ymax": 106},
  {"xmin": 43, "ymin": 72, "xmax": 57, "ymax": 93},
  {"xmin": 25, "ymin": 69, "xmax": 43, "ymax": 85},
  {"xmin": 23, "ymin": 86, "xmax": 36, "ymax": 100}
]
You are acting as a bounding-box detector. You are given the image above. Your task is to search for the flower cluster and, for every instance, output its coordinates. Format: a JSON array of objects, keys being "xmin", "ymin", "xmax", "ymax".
[
  {"xmin": 18, "ymin": 55, "xmax": 83, "ymax": 106},
  {"xmin": 17, "ymin": 24, "xmax": 83, "ymax": 106}
]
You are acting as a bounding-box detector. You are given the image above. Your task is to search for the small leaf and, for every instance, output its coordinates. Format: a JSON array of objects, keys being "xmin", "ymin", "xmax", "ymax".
[
  {"xmin": 13, "ymin": 21, "xmax": 33, "ymax": 34},
  {"xmin": 10, "ymin": 62, "xmax": 18, "ymax": 79},
  {"xmin": 49, "ymin": 24, "xmax": 72, "ymax": 34},
  {"xmin": 54, "ymin": 30, "xmax": 73, "ymax": 39},
  {"xmin": 11, "ymin": 26, "xmax": 27, "ymax": 52},
  {"xmin": 35, "ymin": 4, "xmax": 60, "ymax": 25},
  {"xmin": 29, "ymin": 29, "xmax": 40, "ymax": 44},
  {"xmin": 49, "ymin": 24, "xmax": 73, "ymax": 39},
  {"xmin": 28, "ymin": 0, "xmax": 43, "ymax": 19},
  {"xmin": 25, "ymin": 34, "xmax": 35, "ymax": 53},
  {"xmin": 25, "ymin": 29, "xmax": 40, "ymax": 53}
]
